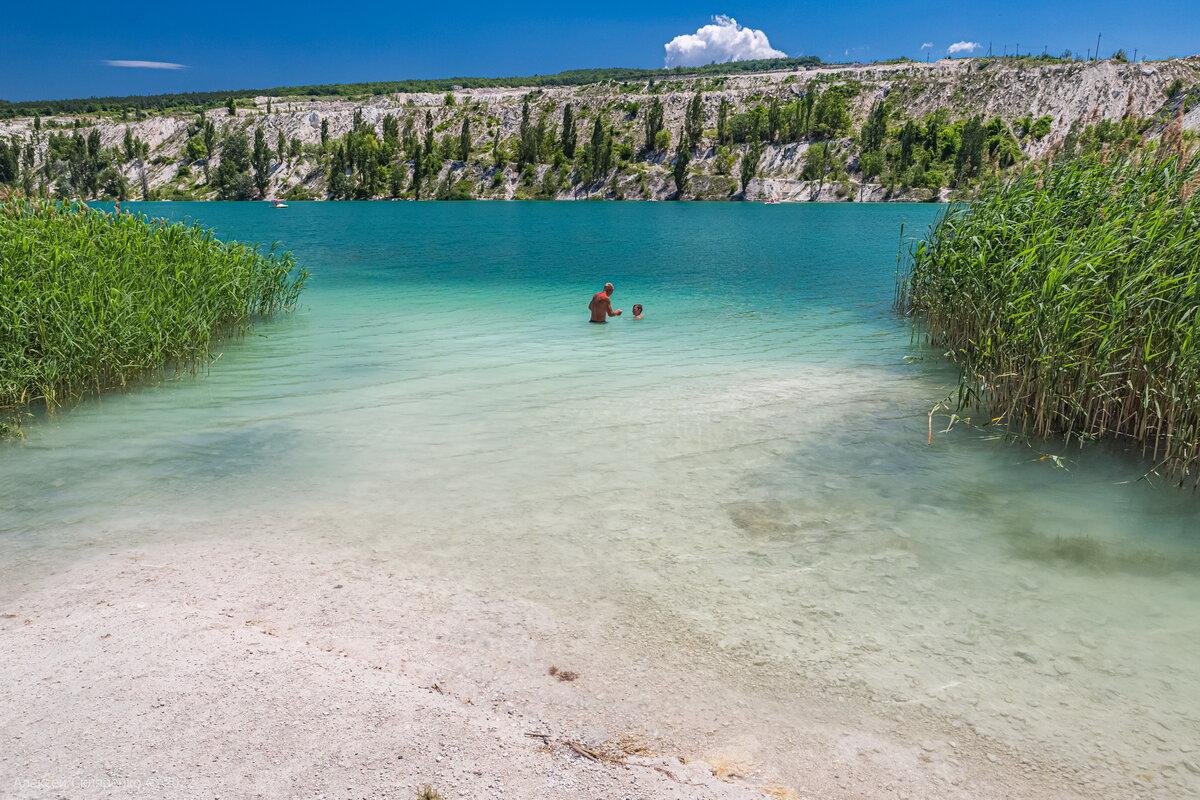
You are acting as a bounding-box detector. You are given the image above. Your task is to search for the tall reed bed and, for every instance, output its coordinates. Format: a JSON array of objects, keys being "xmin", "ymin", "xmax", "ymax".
[
  {"xmin": 897, "ymin": 149, "xmax": 1200, "ymax": 484},
  {"xmin": 1, "ymin": 199, "xmax": 307, "ymax": 422}
]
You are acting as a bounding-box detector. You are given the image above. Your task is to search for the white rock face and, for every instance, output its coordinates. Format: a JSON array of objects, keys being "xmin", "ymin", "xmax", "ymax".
[{"xmin": 3, "ymin": 56, "xmax": 1196, "ymax": 201}]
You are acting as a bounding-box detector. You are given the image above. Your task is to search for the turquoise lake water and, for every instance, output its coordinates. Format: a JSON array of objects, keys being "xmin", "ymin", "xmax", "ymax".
[{"xmin": 3, "ymin": 201, "xmax": 1199, "ymax": 792}]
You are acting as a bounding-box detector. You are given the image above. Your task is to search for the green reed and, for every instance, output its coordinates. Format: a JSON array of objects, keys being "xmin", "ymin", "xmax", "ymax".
[
  {"xmin": 898, "ymin": 148, "xmax": 1200, "ymax": 484},
  {"xmin": 1, "ymin": 199, "xmax": 307, "ymax": 420}
]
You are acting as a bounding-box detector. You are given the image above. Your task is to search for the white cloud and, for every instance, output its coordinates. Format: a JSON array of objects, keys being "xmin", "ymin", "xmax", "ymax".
[
  {"xmin": 663, "ymin": 15, "xmax": 786, "ymax": 67},
  {"xmin": 946, "ymin": 41, "xmax": 980, "ymax": 55},
  {"xmin": 920, "ymin": 42, "xmax": 934, "ymax": 50},
  {"xmin": 103, "ymin": 60, "xmax": 186, "ymax": 70}
]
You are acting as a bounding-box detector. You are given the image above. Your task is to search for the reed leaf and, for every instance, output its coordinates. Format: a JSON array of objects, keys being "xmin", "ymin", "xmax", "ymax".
[
  {"xmin": 0, "ymin": 200, "xmax": 307, "ymax": 423},
  {"xmin": 898, "ymin": 148, "xmax": 1200, "ymax": 485}
]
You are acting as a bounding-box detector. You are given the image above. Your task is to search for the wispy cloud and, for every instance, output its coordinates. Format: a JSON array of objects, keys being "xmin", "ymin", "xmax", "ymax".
[
  {"xmin": 946, "ymin": 41, "xmax": 980, "ymax": 55},
  {"xmin": 103, "ymin": 59, "xmax": 186, "ymax": 70},
  {"xmin": 664, "ymin": 15, "xmax": 786, "ymax": 67},
  {"xmin": 920, "ymin": 42, "xmax": 934, "ymax": 50}
]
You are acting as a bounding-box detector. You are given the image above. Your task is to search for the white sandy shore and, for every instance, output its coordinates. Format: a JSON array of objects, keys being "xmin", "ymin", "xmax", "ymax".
[{"xmin": 0, "ymin": 534, "xmax": 1099, "ymax": 800}]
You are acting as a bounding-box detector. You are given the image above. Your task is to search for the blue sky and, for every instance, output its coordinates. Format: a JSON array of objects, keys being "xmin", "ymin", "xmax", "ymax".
[{"xmin": 2, "ymin": 1, "xmax": 1197, "ymax": 101}]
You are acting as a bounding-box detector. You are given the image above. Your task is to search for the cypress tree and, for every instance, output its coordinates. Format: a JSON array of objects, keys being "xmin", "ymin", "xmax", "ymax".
[
  {"xmin": 320, "ymin": 118, "xmax": 329, "ymax": 146},
  {"xmin": 861, "ymin": 100, "xmax": 887, "ymax": 154},
  {"xmin": 740, "ymin": 141, "xmax": 762, "ymax": 197},
  {"xmin": 412, "ymin": 143, "xmax": 424, "ymax": 199},
  {"xmin": 516, "ymin": 96, "xmax": 540, "ymax": 170},
  {"xmin": 643, "ymin": 97, "xmax": 664, "ymax": 153},
  {"xmin": 20, "ymin": 142, "xmax": 35, "ymax": 196},
  {"xmin": 423, "ymin": 110, "xmax": 434, "ymax": 157},
  {"xmin": 0, "ymin": 139, "xmax": 19, "ymax": 185},
  {"xmin": 252, "ymin": 127, "xmax": 272, "ymax": 198},
  {"xmin": 458, "ymin": 116, "xmax": 471, "ymax": 162},
  {"xmin": 590, "ymin": 117, "xmax": 604, "ymax": 162},
  {"xmin": 767, "ymin": 98, "xmax": 781, "ymax": 143},
  {"xmin": 561, "ymin": 104, "xmax": 576, "ymax": 158},
  {"xmin": 716, "ymin": 97, "xmax": 730, "ymax": 146},
  {"xmin": 685, "ymin": 91, "xmax": 704, "ymax": 151},
  {"xmin": 202, "ymin": 120, "xmax": 216, "ymax": 182},
  {"xmin": 672, "ymin": 131, "xmax": 690, "ymax": 199},
  {"xmin": 277, "ymin": 130, "xmax": 287, "ymax": 163},
  {"xmin": 492, "ymin": 128, "xmax": 504, "ymax": 169},
  {"xmin": 328, "ymin": 144, "xmax": 349, "ymax": 199},
  {"xmin": 226, "ymin": 97, "xmax": 236, "ymax": 116},
  {"xmin": 899, "ymin": 120, "xmax": 919, "ymax": 170}
]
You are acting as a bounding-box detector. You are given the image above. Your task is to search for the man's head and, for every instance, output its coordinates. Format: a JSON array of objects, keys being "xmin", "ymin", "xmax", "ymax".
[
  {"xmin": 604, "ymin": 282, "xmax": 614, "ymax": 296},
  {"xmin": 632, "ymin": 304, "xmax": 643, "ymax": 316}
]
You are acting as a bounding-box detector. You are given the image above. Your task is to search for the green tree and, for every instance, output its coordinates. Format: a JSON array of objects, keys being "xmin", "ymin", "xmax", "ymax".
[
  {"xmin": 423, "ymin": 110, "xmax": 435, "ymax": 158},
  {"xmin": 21, "ymin": 142, "xmax": 36, "ymax": 195},
  {"xmin": 516, "ymin": 96, "xmax": 541, "ymax": 170},
  {"xmin": 457, "ymin": 116, "xmax": 471, "ymax": 162},
  {"xmin": 202, "ymin": 120, "xmax": 217, "ymax": 181},
  {"xmin": 802, "ymin": 141, "xmax": 834, "ymax": 182},
  {"xmin": 767, "ymin": 97, "xmax": 781, "ymax": 143},
  {"xmin": 685, "ymin": 91, "xmax": 704, "ymax": 151},
  {"xmin": 716, "ymin": 97, "xmax": 731, "ymax": 146},
  {"xmin": 740, "ymin": 141, "xmax": 762, "ymax": 196},
  {"xmin": 561, "ymin": 103, "xmax": 576, "ymax": 159},
  {"xmin": 898, "ymin": 119, "xmax": 920, "ymax": 171},
  {"xmin": 213, "ymin": 130, "xmax": 254, "ymax": 200},
  {"xmin": 859, "ymin": 150, "xmax": 885, "ymax": 180},
  {"xmin": 411, "ymin": 143, "xmax": 425, "ymax": 199},
  {"xmin": 328, "ymin": 144, "xmax": 350, "ymax": 199},
  {"xmin": 643, "ymin": 97, "xmax": 664, "ymax": 153},
  {"xmin": 277, "ymin": 130, "xmax": 287, "ymax": 163},
  {"xmin": 672, "ymin": 133, "xmax": 690, "ymax": 198},
  {"xmin": 811, "ymin": 85, "xmax": 852, "ymax": 139},
  {"xmin": 382, "ymin": 114, "xmax": 400, "ymax": 159},
  {"xmin": 226, "ymin": 97, "xmax": 236, "ymax": 116},
  {"xmin": 0, "ymin": 138, "xmax": 18, "ymax": 184},
  {"xmin": 320, "ymin": 118, "xmax": 329, "ymax": 146},
  {"xmin": 252, "ymin": 128, "xmax": 272, "ymax": 198},
  {"xmin": 955, "ymin": 116, "xmax": 986, "ymax": 184},
  {"xmin": 99, "ymin": 166, "xmax": 128, "ymax": 200},
  {"xmin": 185, "ymin": 135, "xmax": 207, "ymax": 163},
  {"xmin": 491, "ymin": 128, "xmax": 504, "ymax": 169},
  {"xmin": 860, "ymin": 100, "xmax": 887, "ymax": 154}
]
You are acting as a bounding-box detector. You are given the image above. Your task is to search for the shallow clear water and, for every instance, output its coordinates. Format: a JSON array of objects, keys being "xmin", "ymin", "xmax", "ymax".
[{"xmin": 3, "ymin": 202, "xmax": 1199, "ymax": 791}]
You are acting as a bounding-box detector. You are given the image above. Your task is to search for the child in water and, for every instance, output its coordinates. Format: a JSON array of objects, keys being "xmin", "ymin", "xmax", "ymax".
[{"xmin": 631, "ymin": 304, "xmax": 644, "ymax": 320}]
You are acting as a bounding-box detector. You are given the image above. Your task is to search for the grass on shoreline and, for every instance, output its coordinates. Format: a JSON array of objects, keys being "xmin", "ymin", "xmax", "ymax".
[
  {"xmin": 897, "ymin": 146, "xmax": 1200, "ymax": 484},
  {"xmin": 0, "ymin": 199, "xmax": 307, "ymax": 427}
]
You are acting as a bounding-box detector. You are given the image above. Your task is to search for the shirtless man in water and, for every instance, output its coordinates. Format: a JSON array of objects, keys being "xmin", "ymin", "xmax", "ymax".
[{"xmin": 589, "ymin": 283, "xmax": 623, "ymax": 323}]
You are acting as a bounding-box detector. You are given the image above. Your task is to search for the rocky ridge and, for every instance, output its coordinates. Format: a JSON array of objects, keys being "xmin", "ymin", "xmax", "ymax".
[{"xmin": 2, "ymin": 56, "xmax": 1197, "ymax": 202}]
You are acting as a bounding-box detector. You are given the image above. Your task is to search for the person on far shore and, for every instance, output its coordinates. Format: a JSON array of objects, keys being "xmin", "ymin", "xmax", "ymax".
[
  {"xmin": 631, "ymin": 304, "xmax": 644, "ymax": 320},
  {"xmin": 589, "ymin": 282, "xmax": 622, "ymax": 323}
]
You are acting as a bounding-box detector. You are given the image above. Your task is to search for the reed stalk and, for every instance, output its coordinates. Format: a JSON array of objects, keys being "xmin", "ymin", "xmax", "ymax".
[
  {"xmin": 1, "ymin": 199, "xmax": 307, "ymax": 424},
  {"xmin": 898, "ymin": 147, "xmax": 1200, "ymax": 485}
]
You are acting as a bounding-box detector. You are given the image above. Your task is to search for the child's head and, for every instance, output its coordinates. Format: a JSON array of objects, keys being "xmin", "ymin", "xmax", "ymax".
[{"xmin": 632, "ymin": 304, "xmax": 643, "ymax": 316}]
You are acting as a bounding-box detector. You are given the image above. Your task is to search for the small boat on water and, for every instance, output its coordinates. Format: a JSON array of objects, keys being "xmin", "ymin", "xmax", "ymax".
[{"xmin": 270, "ymin": 199, "xmax": 288, "ymax": 208}]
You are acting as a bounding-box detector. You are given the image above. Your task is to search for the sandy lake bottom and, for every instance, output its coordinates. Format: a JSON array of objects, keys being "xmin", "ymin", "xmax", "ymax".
[{"xmin": 2, "ymin": 202, "xmax": 1199, "ymax": 798}]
